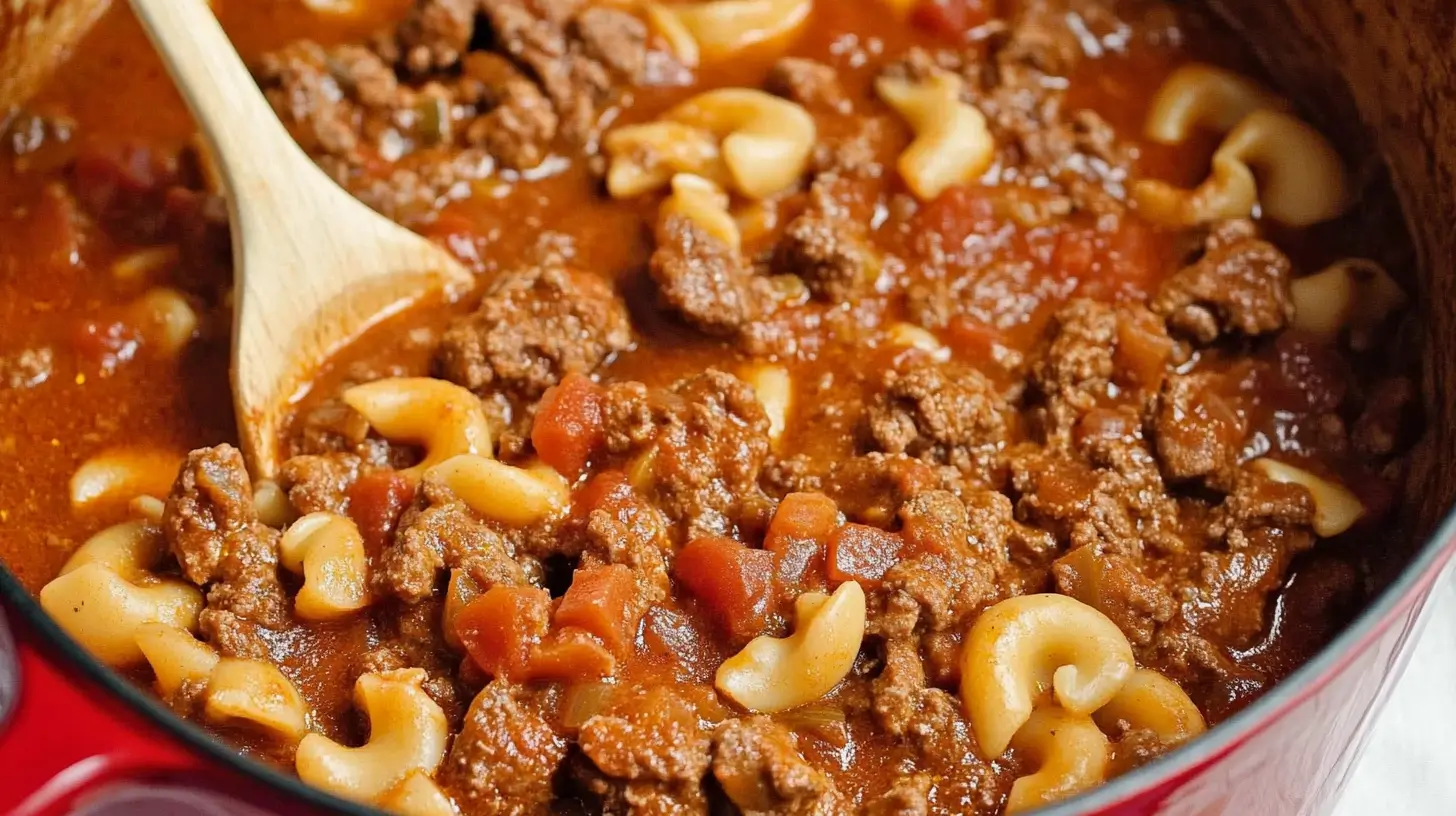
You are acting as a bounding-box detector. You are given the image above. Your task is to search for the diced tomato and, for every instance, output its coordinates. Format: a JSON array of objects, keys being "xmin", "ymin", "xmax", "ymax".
[
  {"xmin": 946, "ymin": 317, "xmax": 1005, "ymax": 366},
  {"xmin": 765, "ymin": 493, "xmax": 839, "ymax": 590},
  {"xmin": 455, "ymin": 585, "xmax": 552, "ymax": 681},
  {"xmin": 72, "ymin": 319, "xmax": 140, "ymax": 372},
  {"xmin": 1113, "ymin": 308, "xmax": 1174, "ymax": 389},
  {"xmin": 571, "ymin": 471, "xmax": 636, "ymax": 526},
  {"xmin": 1105, "ymin": 218, "xmax": 1160, "ymax": 295},
  {"xmin": 828, "ymin": 524, "xmax": 905, "ymax": 587},
  {"xmin": 910, "ymin": 0, "xmax": 996, "ymax": 40},
  {"xmin": 533, "ymin": 373, "xmax": 606, "ymax": 479},
  {"xmin": 673, "ymin": 536, "xmax": 774, "ymax": 642},
  {"xmin": 529, "ymin": 629, "xmax": 617, "ymax": 682},
  {"xmin": 914, "ymin": 185, "xmax": 998, "ymax": 250},
  {"xmin": 346, "ymin": 471, "xmax": 417, "ymax": 555},
  {"xmin": 554, "ymin": 564, "xmax": 638, "ymax": 656},
  {"xmin": 1051, "ymin": 228, "xmax": 1098, "ymax": 281}
]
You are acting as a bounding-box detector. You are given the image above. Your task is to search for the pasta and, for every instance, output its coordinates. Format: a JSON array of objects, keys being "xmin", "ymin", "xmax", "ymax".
[
  {"xmin": 134, "ymin": 622, "xmax": 221, "ymax": 697},
  {"xmin": 604, "ymin": 121, "xmax": 725, "ymax": 199},
  {"xmin": 715, "ymin": 580, "xmax": 866, "ymax": 713},
  {"xmin": 607, "ymin": 89, "xmax": 816, "ymax": 200},
  {"xmin": 1093, "ymin": 668, "xmax": 1207, "ymax": 745},
  {"xmin": 253, "ymin": 477, "xmax": 297, "ymax": 528},
  {"xmin": 426, "ymin": 454, "xmax": 571, "ymax": 526},
  {"xmin": 1005, "ymin": 708, "xmax": 1111, "ymax": 814},
  {"xmin": 740, "ymin": 362, "xmax": 792, "ymax": 444},
  {"xmin": 875, "ymin": 69, "xmax": 996, "ymax": 201},
  {"xmin": 1249, "ymin": 458, "xmax": 1365, "ymax": 537},
  {"xmin": 647, "ymin": 0, "xmax": 813, "ymax": 65},
  {"xmin": 69, "ymin": 447, "xmax": 182, "ymax": 512},
  {"xmin": 278, "ymin": 512, "xmax": 371, "ymax": 620},
  {"xmin": 205, "ymin": 657, "xmax": 311, "ymax": 741},
  {"xmin": 1290, "ymin": 259, "xmax": 1407, "ymax": 349},
  {"xmin": 378, "ymin": 772, "xmax": 458, "ymax": 816},
  {"xmin": 296, "ymin": 669, "xmax": 450, "ymax": 803},
  {"xmin": 342, "ymin": 377, "xmax": 494, "ymax": 479},
  {"xmin": 960, "ymin": 594, "xmax": 1135, "ymax": 759},
  {"xmin": 661, "ymin": 173, "xmax": 742, "ymax": 250},
  {"xmin": 1144, "ymin": 63, "xmax": 1287, "ymax": 145},
  {"xmin": 38, "ymin": 519, "xmax": 202, "ymax": 666},
  {"xmin": 130, "ymin": 287, "xmax": 200, "ymax": 356},
  {"xmin": 885, "ymin": 322, "xmax": 950, "ymax": 361},
  {"xmin": 442, "ymin": 569, "xmax": 483, "ymax": 652},
  {"xmin": 110, "ymin": 245, "xmax": 179, "ymax": 283}
]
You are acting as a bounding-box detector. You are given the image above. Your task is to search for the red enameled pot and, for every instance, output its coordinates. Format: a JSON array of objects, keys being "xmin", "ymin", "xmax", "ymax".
[{"xmin": 4, "ymin": 0, "xmax": 1456, "ymax": 813}]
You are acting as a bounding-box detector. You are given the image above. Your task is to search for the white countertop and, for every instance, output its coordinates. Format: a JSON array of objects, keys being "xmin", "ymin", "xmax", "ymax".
[{"xmin": 1334, "ymin": 569, "xmax": 1456, "ymax": 814}]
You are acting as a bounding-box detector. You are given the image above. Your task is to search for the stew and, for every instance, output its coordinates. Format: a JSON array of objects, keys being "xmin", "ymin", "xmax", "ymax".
[{"xmin": 0, "ymin": 0, "xmax": 1421, "ymax": 813}]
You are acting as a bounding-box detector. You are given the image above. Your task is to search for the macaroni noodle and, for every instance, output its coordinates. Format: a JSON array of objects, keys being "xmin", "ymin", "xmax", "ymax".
[
  {"xmin": 960, "ymin": 594, "xmax": 1135, "ymax": 759},
  {"xmin": 426, "ymin": 454, "xmax": 571, "ymax": 526},
  {"xmin": 296, "ymin": 669, "xmax": 450, "ymax": 803},
  {"xmin": 1144, "ymin": 63, "xmax": 1287, "ymax": 145},
  {"xmin": 279, "ymin": 512, "xmax": 371, "ymax": 619},
  {"xmin": 343, "ymin": 378, "xmax": 494, "ymax": 479},
  {"xmin": 205, "ymin": 657, "xmax": 311, "ymax": 741},
  {"xmin": 1290, "ymin": 259, "xmax": 1406, "ymax": 350},
  {"xmin": 69, "ymin": 448, "xmax": 183, "ymax": 512},
  {"xmin": 378, "ymin": 771, "xmax": 458, "ymax": 816},
  {"xmin": 604, "ymin": 121, "xmax": 725, "ymax": 199},
  {"xmin": 1005, "ymin": 708, "xmax": 1110, "ymax": 814},
  {"xmin": 1093, "ymin": 668, "xmax": 1206, "ymax": 745},
  {"xmin": 875, "ymin": 70, "xmax": 995, "ymax": 201},
  {"xmin": 134, "ymin": 622, "xmax": 221, "ymax": 697},
  {"xmin": 715, "ymin": 580, "xmax": 866, "ymax": 713},
  {"xmin": 664, "ymin": 88, "xmax": 816, "ymax": 199},
  {"xmin": 1249, "ymin": 458, "xmax": 1365, "ymax": 537},
  {"xmin": 650, "ymin": 0, "xmax": 813, "ymax": 64},
  {"xmin": 740, "ymin": 362, "xmax": 792, "ymax": 444},
  {"xmin": 661, "ymin": 173, "xmax": 742, "ymax": 250}
]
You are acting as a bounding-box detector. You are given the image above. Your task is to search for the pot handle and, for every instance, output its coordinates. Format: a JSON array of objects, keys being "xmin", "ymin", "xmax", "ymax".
[{"xmin": 0, "ymin": 616, "xmax": 212, "ymax": 816}]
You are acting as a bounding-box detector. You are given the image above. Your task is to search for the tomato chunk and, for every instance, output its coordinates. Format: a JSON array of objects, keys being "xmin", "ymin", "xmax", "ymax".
[
  {"xmin": 765, "ymin": 493, "xmax": 839, "ymax": 590},
  {"xmin": 828, "ymin": 524, "xmax": 905, "ymax": 587},
  {"xmin": 910, "ymin": 0, "xmax": 996, "ymax": 40},
  {"xmin": 673, "ymin": 536, "xmax": 774, "ymax": 642},
  {"xmin": 455, "ymin": 585, "xmax": 552, "ymax": 681},
  {"xmin": 555, "ymin": 564, "xmax": 639, "ymax": 656},
  {"xmin": 529, "ymin": 629, "xmax": 616, "ymax": 682},
  {"xmin": 533, "ymin": 373, "xmax": 606, "ymax": 479},
  {"xmin": 346, "ymin": 471, "xmax": 417, "ymax": 555}
]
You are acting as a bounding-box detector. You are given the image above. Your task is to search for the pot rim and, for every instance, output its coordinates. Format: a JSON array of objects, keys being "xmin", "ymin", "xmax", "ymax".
[{"xmin": 2, "ymin": 506, "xmax": 1453, "ymax": 815}]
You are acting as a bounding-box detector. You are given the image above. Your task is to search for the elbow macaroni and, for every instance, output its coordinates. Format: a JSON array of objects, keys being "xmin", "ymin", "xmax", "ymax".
[
  {"xmin": 39, "ymin": 520, "xmax": 202, "ymax": 666},
  {"xmin": 715, "ymin": 580, "xmax": 865, "ymax": 713},
  {"xmin": 279, "ymin": 512, "xmax": 371, "ymax": 620},
  {"xmin": 875, "ymin": 69, "xmax": 995, "ymax": 201},
  {"xmin": 1290, "ymin": 259, "xmax": 1407, "ymax": 349},
  {"xmin": 1143, "ymin": 63, "xmax": 1287, "ymax": 145},
  {"xmin": 1135, "ymin": 64, "xmax": 1348, "ymax": 227},
  {"xmin": 135, "ymin": 622, "xmax": 221, "ymax": 697},
  {"xmin": 378, "ymin": 771, "xmax": 458, "ymax": 816},
  {"xmin": 426, "ymin": 454, "xmax": 570, "ymax": 526},
  {"xmin": 296, "ymin": 669, "xmax": 449, "ymax": 803},
  {"xmin": 1093, "ymin": 668, "xmax": 1206, "ymax": 745},
  {"xmin": 69, "ymin": 448, "xmax": 183, "ymax": 512},
  {"xmin": 1249, "ymin": 458, "xmax": 1365, "ymax": 537},
  {"xmin": 130, "ymin": 287, "xmax": 201, "ymax": 357},
  {"xmin": 660, "ymin": 173, "xmax": 742, "ymax": 250},
  {"xmin": 253, "ymin": 477, "xmax": 297, "ymax": 529},
  {"xmin": 960, "ymin": 594, "xmax": 1134, "ymax": 759},
  {"xmin": 607, "ymin": 89, "xmax": 816, "ymax": 200},
  {"xmin": 205, "ymin": 657, "xmax": 311, "ymax": 741},
  {"xmin": 343, "ymin": 378, "xmax": 494, "ymax": 479},
  {"xmin": 1005, "ymin": 708, "xmax": 1111, "ymax": 815},
  {"xmin": 646, "ymin": 0, "xmax": 813, "ymax": 65}
]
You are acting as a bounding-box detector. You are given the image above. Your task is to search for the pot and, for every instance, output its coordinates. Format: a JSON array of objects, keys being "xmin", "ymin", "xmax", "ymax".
[{"xmin": 2, "ymin": 0, "xmax": 1454, "ymax": 814}]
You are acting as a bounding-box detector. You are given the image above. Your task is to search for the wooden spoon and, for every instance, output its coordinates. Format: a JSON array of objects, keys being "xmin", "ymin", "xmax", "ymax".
[{"xmin": 128, "ymin": 0, "xmax": 474, "ymax": 477}]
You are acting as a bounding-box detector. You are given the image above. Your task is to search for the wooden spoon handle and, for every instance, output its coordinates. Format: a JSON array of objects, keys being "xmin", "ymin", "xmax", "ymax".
[{"xmin": 127, "ymin": 0, "xmax": 320, "ymax": 206}]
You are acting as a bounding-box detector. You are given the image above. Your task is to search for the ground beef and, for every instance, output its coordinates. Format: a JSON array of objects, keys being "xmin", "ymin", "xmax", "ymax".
[
  {"xmin": 815, "ymin": 453, "xmax": 948, "ymax": 526},
  {"xmin": 650, "ymin": 214, "xmax": 779, "ymax": 354},
  {"xmin": 574, "ymin": 7, "xmax": 650, "ymax": 82},
  {"xmin": 394, "ymin": 0, "xmax": 478, "ymax": 74},
  {"xmin": 577, "ymin": 685, "xmax": 711, "ymax": 811},
  {"xmin": 601, "ymin": 371, "xmax": 773, "ymax": 539},
  {"xmin": 357, "ymin": 598, "xmax": 466, "ymax": 724},
  {"xmin": 277, "ymin": 452, "xmax": 361, "ymax": 515},
  {"xmin": 442, "ymin": 681, "xmax": 568, "ymax": 813},
  {"xmin": 378, "ymin": 480, "xmax": 529, "ymax": 603},
  {"xmin": 866, "ymin": 360, "xmax": 1010, "ymax": 478},
  {"xmin": 765, "ymin": 57, "xmax": 851, "ymax": 114},
  {"xmin": 436, "ymin": 264, "xmax": 632, "ymax": 400},
  {"xmin": 1053, "ymin": 546, "xmax": 1175, "ymax": 647},
  {"xmin": 460, "ymin": 52, "xmax": 560, "ymax": 170},
  {"xmin": 162, "ymin": 445, "xmax": 289, "ymax": 657},
  {"xmin": 774, "ymin": 175, "xmax": 877, "ymax": 302},
  {"xmin": 1153, "ymin": 373, "xmax": 1246, "ymax": 488},
  {"xmin": 569, "ymin": 474, "xmax": 674, "ymax": 618},
  {"xmin": 1153, "ymin": 219, "xmax": 1295, "ymax": 343},
  {"xmin": 711, "ymin": 717, "xmax": 845, "ymax": 814},
  {"xmin": 864, "ymin": 775, "xmax": 933, "ymax": 816}
]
